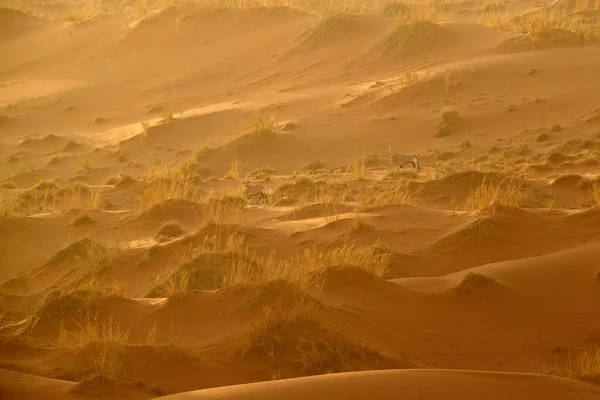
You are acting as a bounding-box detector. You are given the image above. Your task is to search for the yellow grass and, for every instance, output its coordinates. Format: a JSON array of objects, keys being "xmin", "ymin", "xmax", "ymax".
[
  {"xmin": 139, "ymin": 161, "xmax": 197, "ymax": 213},
  {"xmin": 543, "ymin": 346, "xmax": 600, "ymax": 379},
  {"xmin": 0, "ymin": 190, "xmax": 23, "ymax": 216},
  {"xmin": 238, "ymin": 306, "xmax": 402, "ymax": 376},
  {"xmin": 201, "ymin": 194, "xmax": 247, "ymax": 225},
  {"xmin": 590, "ymin": 182, "xmax": 600, "ymax": 207},
  {"xmin": 356, "ymin": 180, "xmax": 417, "ymax": 211},
  {"xmin": 57, "ymin": 316, "xmax": 128, "ymax": 380},
  {"xmin": 462, "ymin": 176, "xmax": 522, "ymax": 210}
]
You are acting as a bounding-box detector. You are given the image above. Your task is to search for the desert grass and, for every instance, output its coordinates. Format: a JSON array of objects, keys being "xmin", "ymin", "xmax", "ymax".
[
  {"xmin": 378, "ymin": 20, "xmax": 442, "ymax": 54},
  {"xmin": 0, "ymin": 190, "xmax": 23, "ymax": 216},
  {"xmin": 225, "ymin": 108, "xmax": 279, "ymax": 150},
  {"xmin": 462, "ymin": 176, "xmax": 522, "ymax": 210},
  {"xmin": 139, "ymin": 161, "xmax": 197, "ymax": 214},
  {"xmin": 153, "ymin": 228, "xmax": 393, "ymax": 295},
  {"xmin": 356, "ymin": 180, "xmax": 417, "ymax": 211},
  {"xmin": 156, "ymin": 220, "xmax": 185, "ymax": 241},
  {"xmin": 298, "ymin": 160, "xmax": 327, "ymax": 175},
  {"xmin": 381, "ymin": 2, "xmax": 438, "ymax": 23},
  {"xmin": 201, "ymin": 194, "xmax": 247, "ymax": 225},
  {"xmin": 46, "ymin": 238, "xmax": 115, "ymax": 268},
  {"xmin": 238, "ymin": 306, "xmax": 403, "ymax": 376},
  {"xmin": 350, "ymin": 154, "xmax": 366, "ymax": 180},
  {"xmin": 543, "ymin": 346, "xmax": 600, "ymax": 380},
  {"xmin": 456, "ymin": 272, "xmax": 500, "ymax": 292},
  {"xmin": 56, "ymin": 316, "xmax": 128, "ymax": 381},
  {"xmin": 436, "ymin": 109, "xmax": 462, "ymax": 137},
  {"xmin": 589, "ymin": 182, "xmax": 600, "ymax": 207}
]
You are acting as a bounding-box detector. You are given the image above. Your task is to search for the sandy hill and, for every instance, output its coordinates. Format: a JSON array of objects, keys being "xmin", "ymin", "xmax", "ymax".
[{"xmin": 1, "ymin": 1, "xmax": 600, "ymax": 399}]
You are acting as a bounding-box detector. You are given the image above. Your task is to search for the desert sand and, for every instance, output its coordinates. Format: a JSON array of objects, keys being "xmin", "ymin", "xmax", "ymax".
[{"xmin": 1, "ymin": 0, "xmax": 600, "ymax": 399}]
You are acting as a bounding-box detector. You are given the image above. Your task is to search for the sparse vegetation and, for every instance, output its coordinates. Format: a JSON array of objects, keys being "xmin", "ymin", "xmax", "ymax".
[
  {"xmin": 463, "ymin": 176, "xmax": 522, "ymax": 210},
  {"xmin": 456, "ymin": 272, "xmax": 500, "ymax": 292},
  {"xmin": 156, "ymin": 220, "xmax": 184, "ymax": 242},
  {"xmin": 436, "ymin": 109, "xmax": 462, "ymax": 137},
  {"xmin": 543, "ymin": 346, "xmax": 600, "ymax": 380},
  {"xmin": 238, "ymin": 307, "xmax": 404, "ymax": 377},
  {"xmin": 139, "ymin": 162, "xmax": 197, "ymax": 213},
  {"xmin": 5, "ymin": 0, "xmax": 600, "ymax": 394},
  {"xmin": 379, "ymin": 21, "xmax": 443, "ymax": 54}
]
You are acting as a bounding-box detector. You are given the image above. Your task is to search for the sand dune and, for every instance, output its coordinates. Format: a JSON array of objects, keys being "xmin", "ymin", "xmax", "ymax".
[
  {"xmin": 150, "ymin": 369, "xmax": 600, "ymax": 400},
  {"xmin": 2, "ymin": 1, "xmax": 600, "ymax": 399}
]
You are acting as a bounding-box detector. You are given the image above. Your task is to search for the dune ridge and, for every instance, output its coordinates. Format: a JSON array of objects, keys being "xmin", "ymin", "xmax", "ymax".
[{"xmin": 2, "ymin": 0, "xmax": 600, "ymax": 399}]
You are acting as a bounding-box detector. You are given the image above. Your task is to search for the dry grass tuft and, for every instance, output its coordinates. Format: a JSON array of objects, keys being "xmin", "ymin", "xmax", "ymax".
[
  {"xmin": 202, "ymin": 194, "xmax": 247, "ymax": 225},
  {"xmin": 463, "ymin": 176, "xmax": 522, "ymax": 210},
  {"xmin": 382, "ymin": 2, "xmax": 438, "ymax": 23},
  {"xmin": 57, "ymin": 316, "xmax": 128, "ymax": 381},
  {"xmin": 46, "ymin": 238, "xmax": 107, "ymax": 267},
  {"xmin": 378, "ymin": 21, "xmax": 443, "ymax": 54},
  {"xmin": 28, "ymin": 290, "xmax": 100, "ymax": 334},
  {"xmin": 71, "ymin": 213, "xmax": 95, "ymax": 226},
  {"xmin": 298, "ymin": 160, "xmax": 327, "ymax": 175},
  {"xmin": 238, "ymin": 307, "xmax": 404, "ymax": 377},
  {"xmin": 589, "ymin": 182, "xmax": 600, "ymax": 207},
  {"xmin": 456, "ymin": 272, "xmax": 500, "ymax": 292},
  {"xmin": 436, "ymin": 109, "xmax": 463, "ymax": 138},
  {"xmin": 140, "ymin": 162, "xmax": 197, "ymax": 214},
  {"xmin": 356, "ymin": 180, "xmax": 418, "ymax": 210},
  {"xmin": 156, "ymin": 220, "xmax": 184, "ymax": 242},
  {"xmin": 543, "ymin": 346, "xmax": 600, "ymax": 380}
]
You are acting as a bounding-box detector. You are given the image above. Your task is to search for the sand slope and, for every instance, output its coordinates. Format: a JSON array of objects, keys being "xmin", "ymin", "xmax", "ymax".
[
  {"xmin": 2, "ymin": 1, "xmax": 600, "ymax": 399},
  {"xmin": 150, "ymin": 369, "xmax": 600, "ymax": 400}
]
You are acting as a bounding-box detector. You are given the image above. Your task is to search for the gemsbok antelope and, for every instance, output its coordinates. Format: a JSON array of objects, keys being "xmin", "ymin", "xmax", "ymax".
[
  {"xmin": 389, "ymin": 145, "xmax": 420, "ymax": 172},
  {"xmin": 242, "ymin": 177, "xmax": 269, "ymax": 204}
]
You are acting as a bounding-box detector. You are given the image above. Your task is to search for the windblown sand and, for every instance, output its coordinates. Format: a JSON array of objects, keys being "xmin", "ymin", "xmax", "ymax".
[{"xmin": 1, "ymin": 1, "xmax": 600, "ymax": 399}]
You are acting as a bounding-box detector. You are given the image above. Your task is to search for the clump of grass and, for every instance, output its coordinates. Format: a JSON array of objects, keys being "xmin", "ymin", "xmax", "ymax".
[
  {"xmin": 456, "ymin": 272, "xmax": 500, "ymax": 292},
  {"xmin": 350, "ymin": 155, "xmax": 366, "ymax": 180},
  {"xmin": 537, "ymin": 132, "xmax": 550, "ymax": 142},
  {"xmin": 461, "ymin": 138, "xmax": 472, "ymax": 149},
  {"xmin": 249, "ymin": 167, "xmax": 277, "ymax": 179},
  {"xmin": 195, "ymin": 145, "xmax": 216, "ymax": 162},
  {"xmin": 436, "ymin": 109, "xmax": 462, "ymax": 138},
  {"xmin": 224, "ymin": 157, "xmax": 241, "ymax": 179},
  {"xmin": 288, "ymin": 241, "xmax": 393, "ymax": 287},
  {"xmin": 160, "ymin": 107, "xmax": 174, "ymax": 124},
  {"xmin": 0, "ymin": 190, "xmax": 22, "ymax": 216},
  {"xmin": 590, "ymin": 182, "xmax": 600, "ymax": 207},
  {"xmin": 551, "ymin": 124, "xmax": 563, "ymax": 132},
  {"xmin": 382, "ymin": 2, "xmax": 438, "ymax": 23},
  {"xmin": 356, "ymin": 181, "xmax": 418, "ymax": 211},
  {"xmin": 156, "ymin": 220, "xmax": 184, "ymax": 242},
  {"xmin": 542, "ymin": 346, "xmax": 600, "ymax": 380},
  {"xmin": 298, "ymin": 160, "xmax": 327, "ymax": 175},
  {"xmin": 71, "ymin": 213, "xmax": 95, "ymax": 226},
  {"xmin": 202, "ymin": 194, "xmax": 247, "ymax": 225},
  {"xmin": 56, "ymin": 317, "xmax": 128, "ymax": 381},
  {"xmin": 29, "ymin": 290, "xmax": 100, "ymax": 332},
  {"xmin": 30, "ymin": 178, "xmax": 58, "ymax": 191},
  {"xmin": 0, "ymin": 181, "xmax": 16, "ymax": 189},
  {"xmin": 139, "ymin": 162, "xmax": 196, "ymax": 214},
  {"xmin": 148, "ymin": 249, "xmax": 256, "ymax": 297},
  {"xmin": 463, "ymin": 176, "xmax": 522, "ymax": 210},
  {"xmin": 45, "ymin": 238, "xmax": 107, "ymax": 267},
  {"xmin": 104, "ymin": 173, "xmax": 134, "ymax": 186},
  {"xmin": 379, "ymin": 20, "xmax": 442, "ymax": 54},
  {"xmin": 62, "ymin": 140, "xmax": 79, "ymax": 151},
  {"xmin": 238, "ymin": 307, "xmax": 402, "ymax": 377}
]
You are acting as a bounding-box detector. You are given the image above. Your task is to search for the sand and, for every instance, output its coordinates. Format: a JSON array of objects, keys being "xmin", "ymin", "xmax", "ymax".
[{"xmin": 1, "ymin": 1, "xmax": 600, "ymax": 399}]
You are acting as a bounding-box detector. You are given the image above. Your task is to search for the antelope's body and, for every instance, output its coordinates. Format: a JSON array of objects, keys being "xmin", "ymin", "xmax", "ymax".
[
  {"xmin": 243, "ymin": 179, "xmax": 268, "ymax": 204},
  {"xmin": 389, "ymin": 145, "xmax": 420, "ymax": 172}
]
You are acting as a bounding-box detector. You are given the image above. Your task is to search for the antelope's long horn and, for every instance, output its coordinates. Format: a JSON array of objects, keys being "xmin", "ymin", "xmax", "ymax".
[{"xmin": 388, "ymin": 145, "xmax": 392, "ymax": 155}]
